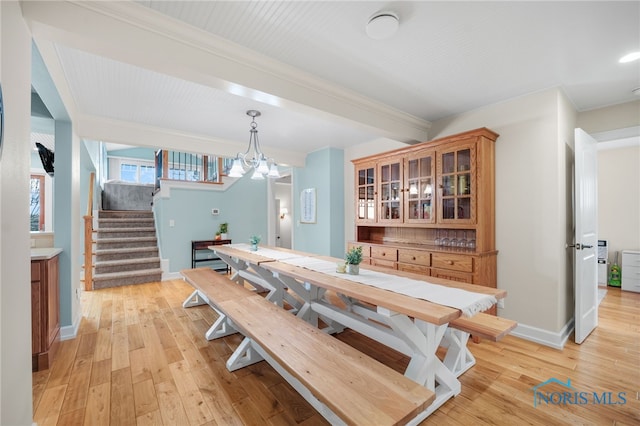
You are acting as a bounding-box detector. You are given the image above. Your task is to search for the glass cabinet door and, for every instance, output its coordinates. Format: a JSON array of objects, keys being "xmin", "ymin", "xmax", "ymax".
[
  {"xmin": 355, "ymin": 163, "xmax": 376, "ymax": 223},
  {"xmin": 405, "ymin": 150, "xmax": 435, "ymax": 223},
  {"xmin": 438, "ymin": 144, "xmax": 475, "ymax": 223},
  {"xmin": 379, "ymin": 159, "xmax": 402, "ymax": 222}
]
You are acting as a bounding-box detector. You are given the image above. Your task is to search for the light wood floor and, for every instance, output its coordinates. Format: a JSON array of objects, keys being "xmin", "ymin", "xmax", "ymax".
[{"xmin": 33, "ymin": 279, "xmax": 639, "ymax": 425}]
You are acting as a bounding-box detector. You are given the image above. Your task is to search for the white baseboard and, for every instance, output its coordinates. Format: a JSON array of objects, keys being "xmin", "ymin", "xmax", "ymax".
[
  {"xmin": 509, "ymin": 318, "xmax": 574, "ymax": 350},
  {"xmin": 162, "ymin": 271, "xmax": 183, "ymax": 281},
  {"xmin": 59, "ymin": 309, "xmax": 82, "ymax": 341}
]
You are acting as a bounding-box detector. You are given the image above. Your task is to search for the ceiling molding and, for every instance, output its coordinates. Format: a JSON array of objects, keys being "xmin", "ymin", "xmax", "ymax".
[{"xmin": 22, "ymin": 0, "xmax": 431, "ymax": 143}]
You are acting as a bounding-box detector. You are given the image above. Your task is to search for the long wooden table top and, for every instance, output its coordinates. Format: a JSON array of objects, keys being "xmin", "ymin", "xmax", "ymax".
[{"xmin": 212, "ymin": 245, "xmax": 510, "ymax": 325}]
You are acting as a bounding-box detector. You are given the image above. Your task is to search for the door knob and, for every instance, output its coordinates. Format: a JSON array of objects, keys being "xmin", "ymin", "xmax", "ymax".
[{"xmin": 567, "ymin": 243, "xmax": 593, "ymax": 250}]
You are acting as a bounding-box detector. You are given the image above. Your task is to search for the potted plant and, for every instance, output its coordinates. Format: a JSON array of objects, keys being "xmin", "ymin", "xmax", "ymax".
[
  {"xmin": 219, "ymin": 223, "xmax": 229, "ymax": 240},
  {"xmin": 345, "ymin": 246, "xmax": 363, "ymax": 275},
  {"xmin": 249, "ymin": 235, "xmax": 261, "ymax": 251}
]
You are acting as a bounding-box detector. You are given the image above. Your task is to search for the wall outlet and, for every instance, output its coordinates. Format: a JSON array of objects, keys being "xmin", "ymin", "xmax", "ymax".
[
  {"xmin": 211, "ymin": 208, "xmax": 220, "ymax": 215},
  {"xmin": 30, "ymin": 239, "xmax": 36, "ymax": 247},
  {"xmin": 76, "ymin": 288, "xmax": 81, "ymax": 300},
  {"xmin": 169, "ymin": 219, "xmax": 175, "ymax": 227}
]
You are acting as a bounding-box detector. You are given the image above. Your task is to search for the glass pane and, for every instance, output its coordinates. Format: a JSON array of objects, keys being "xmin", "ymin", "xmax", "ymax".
[
  {"xmin": 421, "ymin": 178, "xmax": 432, "ymax": 198},
  {"xmin": 458, "ymin": 198, "xmax": 471, "ymax": 219},
  {"xmin": 420, "ymin": 157, "xmax": 431, "ymax": 176},
  {"xmin": 422, "ymin": 200, "xmax": 432, "ymax": 220},
  {"xmin": 140, "ymin": 165, "xmax": 155, "ymax": 184},
  {"xmin": 121, "ymin": 163, "xmax": 137, "ymax": 182},
  {"xmin": 367, "ymin": 186, "xmax": 374, "ymax": 201},
  {"xmin": 390, "ymin": 202, "xmax": 400, "ymax": 219},
  {"xmin": 458, "ymin": 173, "xmax": 471, "ymax": 195},
  {"xmin": 366, "ymin": 167, "xmax": 375, "ymax": 184},
  {"xmin": 381, "ymin": 203, "xmax": 390, "ymax": 220},
  {"xmin": 407, "ymin": 180, "xmax": 419, "ymax": 199},
  {"xmin": 381, "ymin": 183, "xmax": 390, "ymax": 201},
  {"xmin": 408, "ymin": 200, "xmax": 419, "ymax": 219},
  {"xmin": 381, "ymin": 164, "xmax": 389, "ymax": 182},
  {"xmin": 442, "ymin": 152, "xmax": 455, "ymax": 174},
  {"xmin": 442, "ymin": 175, "xmax": 455, "ymax": 196},
  {"xmin": 408, "ymin": 159, "xmax": 418, "ymax": 179},
  {"xmin": 443, "ymin": 198, "xmax": 455, "ymax": 219},
  {"xmin": 367, "ymin": 200, "xmax": 375, "ymax": 220},
  {"xmin": 358, "ymin": 200, "xmax": 366, "ymax": 219},
  {"xmin": 391, "ymin": 182, "xmax": 400, "ymax": 200},
  {"xmin": 391, "ymin": 163, "xmax": 400, "ymax": 181},
  {"xmin": 30, "ymin": 177, "xmax": 42, "ymax": 231},
  {"xmin": 458, "ymin": 149, "xmax": 471, "ymax": 171},
  {"xmin": 358, "ymin": 169, "xmax": 366, "ymax": 185}
]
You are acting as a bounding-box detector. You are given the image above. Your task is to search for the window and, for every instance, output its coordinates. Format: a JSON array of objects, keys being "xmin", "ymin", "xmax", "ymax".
[
  {"xmin": 109, "ymin": 157, "xmax": 155, "ymax": 183},
  {"xmin": 30, "ymin": 175, "xmax": 45, "ymax": 231}
]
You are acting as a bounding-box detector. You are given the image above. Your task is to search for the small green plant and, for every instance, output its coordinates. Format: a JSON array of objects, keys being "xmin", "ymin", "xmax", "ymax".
[
  {"xmin": 219, "ymin": 223, "xmax": 228, "ymax": 234},
  {"xmin": 249, "ymin": 235, "xmax": 261, "ymax": 245},
  {"xmin": 345, "ymin": 246, "xmax": 363, "ymax": 265}
]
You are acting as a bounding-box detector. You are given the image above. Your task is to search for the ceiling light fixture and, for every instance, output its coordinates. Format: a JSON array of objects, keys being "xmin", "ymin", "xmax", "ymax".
[
  {"xmin": 366, "ymin": 11, "xmax": 399, "ymax": 40},
  {"xmin": 619, "ymin": 51, "xmax": 640, "ymax": 63},
  {"xmin": 228, "ymin": 110, "xmax": 280, "ymax": 180}
]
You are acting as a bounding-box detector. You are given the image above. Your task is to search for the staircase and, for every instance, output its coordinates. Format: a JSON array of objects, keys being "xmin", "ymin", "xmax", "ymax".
[{"xmin": 92, "ymin": 210, "xmax": 162, "ymax": 289}]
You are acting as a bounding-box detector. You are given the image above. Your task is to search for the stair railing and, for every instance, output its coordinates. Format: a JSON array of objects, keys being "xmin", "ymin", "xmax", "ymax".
[{"xmin": 83, "ymin": 172, "xmax": 95, "ymax": 291}]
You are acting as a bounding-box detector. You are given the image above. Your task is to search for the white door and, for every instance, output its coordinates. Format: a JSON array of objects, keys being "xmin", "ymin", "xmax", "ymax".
[{"xmin": 574, "ymin": 128, "xmax": 598, "ymax": 344}]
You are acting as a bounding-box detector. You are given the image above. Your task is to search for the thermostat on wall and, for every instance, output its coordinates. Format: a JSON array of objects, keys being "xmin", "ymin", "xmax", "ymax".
[{"xmin": 211, "ymin": 208, "xmax": 220, "ymax": 215}]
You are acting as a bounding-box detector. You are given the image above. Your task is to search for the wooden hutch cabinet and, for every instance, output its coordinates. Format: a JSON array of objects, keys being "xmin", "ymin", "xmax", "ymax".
[{"xmin": 350, "ymin": 128, "xmax": 498, "ymax": 300}]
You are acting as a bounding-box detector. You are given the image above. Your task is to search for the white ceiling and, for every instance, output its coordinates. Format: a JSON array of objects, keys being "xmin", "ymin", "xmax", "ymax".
[{"xmin": 24, "ymin": 1, "xmax": 640, "ymax": 165}]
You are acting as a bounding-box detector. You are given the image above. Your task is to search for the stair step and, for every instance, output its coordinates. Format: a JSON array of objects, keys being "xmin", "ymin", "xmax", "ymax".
[
  {"xmin": 93, "ymin": 268, "xmax": 163, "ymax": 289},
  {"xmin": 95, "ymin": 237, "xmax": 158, "ymax": 249},
  {"xmin": 98, "ymin": 218, "xmax": 155, "ymax": 229},
  {"xmin": 95, "ymin": 247, "xmax": 159, "ymax": 262},
  {"xmin": 98, "ymin": 210, "xmax": 154, "ymax": 219},
  {"xmin": 94, "ymin": 257, "xmax": 161, "ymax": 274}
]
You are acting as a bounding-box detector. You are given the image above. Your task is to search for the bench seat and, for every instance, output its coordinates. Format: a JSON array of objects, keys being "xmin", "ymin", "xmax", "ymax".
[
  {"xmin": 219, "ymin": 295, "xmax": 435, "ymax": 426},
  {"xmin": 450, "ymin": 312, "xmax": 517, "ymax": 342},
  {"xmin": 181, "ymin": 268, "xmax": 435, "ymax": 425}
]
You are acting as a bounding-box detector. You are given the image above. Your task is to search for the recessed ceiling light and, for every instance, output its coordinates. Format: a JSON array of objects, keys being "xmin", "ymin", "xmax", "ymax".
[
  {"xmin": 366, "ymin": 12, "xmax": 399, "ymax": 40},
  {"xmin": 619, "ymin": 51, "xmax": 640, "ymax": 63}
]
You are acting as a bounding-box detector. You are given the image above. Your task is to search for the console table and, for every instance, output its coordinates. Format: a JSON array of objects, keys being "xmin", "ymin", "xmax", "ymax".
[{"xmin": 191, "ymin": 239, "xmax": 231, "ymax": 272}]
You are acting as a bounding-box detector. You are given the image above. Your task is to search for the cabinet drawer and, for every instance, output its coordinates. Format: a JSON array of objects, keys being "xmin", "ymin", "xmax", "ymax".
[
  {"xmin": 622, "ymin": 265, "xmax": 640, "ymax": 280},
  {"xmin": 431, "ymin": 268, "xmax": 473, "ymax": 283},
  {"xmin": 398, "ymin": 263, "xmax": 429, "ymax": 275},
  {"xmin": 432, "ymin": 252, "xmax": 473, "ymax": 273},
  {"xmin": 622, "ymin": 252, "xmax": 640, "ymax": 267},
  {"xmin": 371, "ymin": 258, "xmax": 397, "ymax": 269},
  {"xmin": 622, "ymin": 277, "xmax": 640, "ymax": 293},
  {"xmin": 371, "ymin": 246, "xmax": 398, "ymax": 261},
  {"xmin": 398, "ymin": 249, "xmax": 430, "ymax": 266}
]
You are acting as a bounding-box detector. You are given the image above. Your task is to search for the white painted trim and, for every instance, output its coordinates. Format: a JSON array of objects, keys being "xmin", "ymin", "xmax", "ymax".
[
  {"xmin": 162, "ymin": 270, "xmax": 182, "ymax": 281},
  {"xmin": 22, "ymin": 1, "xmax": 430, "ymax": 142},
  {"xmin": 59, "ymin": 309, "xmax": 82, "ymax": 341},
  {"xmin": 509, "ymin": 318, "xmax": 574, "ymax": 350}
]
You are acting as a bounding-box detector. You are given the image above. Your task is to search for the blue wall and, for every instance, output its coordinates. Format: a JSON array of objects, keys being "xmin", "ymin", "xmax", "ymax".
[
  {"xmin": 154, "ymin": 175, "xmax": 268, "ymax": 272},
  {"xmin": 293, "ymin": 147, "xmax": 345, "ymax": 257},
  {"xmin": 108, "ymin": 146, "xmax": 156, "ymax": 161}
]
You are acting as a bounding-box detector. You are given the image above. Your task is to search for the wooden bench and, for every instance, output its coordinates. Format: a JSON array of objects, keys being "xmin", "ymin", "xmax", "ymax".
[
  {"xmin": 181, "ymin": 268, "xmax": 256, "ymax": 340},
  {"xmin": 450, "ymin": 312, "xmax": 517, "ymax": 342},
  {"xmin": 181, "ymin": 268, "xmax": 435, "ymax": 425}
]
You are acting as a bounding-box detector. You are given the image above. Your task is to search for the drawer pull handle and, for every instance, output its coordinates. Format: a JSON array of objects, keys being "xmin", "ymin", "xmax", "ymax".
[
  {"xmin": 412, "ymin": 256, "xmax": 416, "ymax": 261},
  {"xmin": 447, "ymin": 260, "xmax": 454, "ymax": 265}
]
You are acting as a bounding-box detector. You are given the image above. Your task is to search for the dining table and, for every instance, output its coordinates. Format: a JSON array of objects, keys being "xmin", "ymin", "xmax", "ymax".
[{"xmin": 209, "ymin": 243, "xmax": 507, "ymax": 421}]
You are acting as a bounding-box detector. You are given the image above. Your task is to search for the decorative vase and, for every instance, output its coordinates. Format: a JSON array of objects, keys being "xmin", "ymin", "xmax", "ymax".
[
  {"xmin": 250, "ymin": 243, "xmax": 258, "ymax": 251},
  {"xmin": 220, "ymin": 233, "xmax": 228, "ymax": 240},
  {"xmin": 346, "ymin": 264, "xmax": 359, "ymax": 275}
]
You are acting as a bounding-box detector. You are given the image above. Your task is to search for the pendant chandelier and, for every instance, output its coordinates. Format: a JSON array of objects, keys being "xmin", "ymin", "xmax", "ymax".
[{"xmin": 228, "ymin": 110, "xmax": 280, "ymax": 180}]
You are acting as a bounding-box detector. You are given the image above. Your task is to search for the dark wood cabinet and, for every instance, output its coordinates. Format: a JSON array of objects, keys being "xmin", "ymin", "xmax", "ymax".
[{"xmin": 31, "ymin": 254, "xmax": 60, "ymax": 371}]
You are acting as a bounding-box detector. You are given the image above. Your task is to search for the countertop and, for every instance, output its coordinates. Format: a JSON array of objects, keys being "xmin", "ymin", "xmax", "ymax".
[{"xmin": 31, "ymin": 247, "xmax": 63, "ymax": 260}]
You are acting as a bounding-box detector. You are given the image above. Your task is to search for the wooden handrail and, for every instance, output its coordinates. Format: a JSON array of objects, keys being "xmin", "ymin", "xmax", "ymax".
[{"xmin": 83, "ymin": 172, "xmax": 95, "ymax": 291}]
